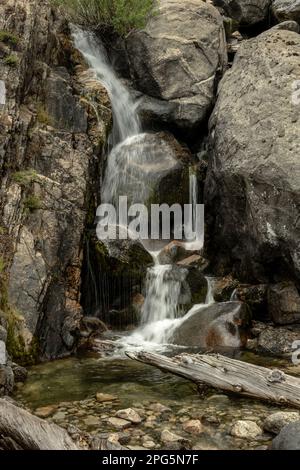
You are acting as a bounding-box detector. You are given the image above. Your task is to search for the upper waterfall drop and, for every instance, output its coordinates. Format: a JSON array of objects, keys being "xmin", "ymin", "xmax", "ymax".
[{"xmin": 72, "ymin": 28, "xmax": 140, "ymax": 148}]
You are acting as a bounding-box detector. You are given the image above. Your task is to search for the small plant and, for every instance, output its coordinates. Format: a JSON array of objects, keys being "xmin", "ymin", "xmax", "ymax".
[
  {"xmin": 53, "ymin": 0, "xmax": 156, "ymax": 37},
  {"xmin": 23, "ymin": 195, "xmax": 42, "ymax": 213},
  {"xmin": 0, "ymin": 30, "xmax": 19, "ymax": 47},
  {"xmin": 36, "ymin": 104, "xmax": 53, "ymax": 126},
  {"xmin": 3, "ymin": 54, "xmax": 19, "ymax": 67},
  {"xmin": 0, "ymin": 255, "xmax": 5, "ymax": 274},
  {"xmin": 12, "ymin": 169, "xmax": 38, "ymax": 187}
]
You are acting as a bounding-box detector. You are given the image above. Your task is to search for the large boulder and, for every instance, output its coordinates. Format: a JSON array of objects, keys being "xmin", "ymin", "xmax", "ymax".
[
  {"xmin": 272, "ymin": 0, "xmax": 300, "ymax": 23},
  {"xmin": 205, "ymin": 30, "xmax": 300, "ymax": 287},
  {"xmin": 272, "ymin": 421, "xmax": 300, "ymax": 449},
  {"xmin": 213, "ymin": 0, "xmax": 271, "ymax": 25},
  {"xmin": 171, "ymin": 301, "xmax": 251, "ymax": 348},
  {"xmin": 126, "ymin": 0, "xmax": 227, "ymax": 133},
  {"xmin": 268, "ymin": 282, "xmax": 300, "ymax": 325}
]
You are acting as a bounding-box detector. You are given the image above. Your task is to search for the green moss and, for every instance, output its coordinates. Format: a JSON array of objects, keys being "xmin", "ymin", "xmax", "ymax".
[
  {"xmin": 12, "ymin": 169, "xmax": 38, "ymax": 187},
  {"xmin": 36, "ymin": 104, "xmax": 53, "ymax": 126},
  {"xmin": 0, "ymin": 30, "xmax": 19, "ymax": 46},
  {"xmin": 6, "ymin": 316, "xmax": 39, "ymax": 366},
  {"xmin": 4, "ymin": 54, "xmax": 19, "ymax": 67},
  {"xmin": 23, "ymin": 195, "xmax": 42, "ymax": 213},
  {"xmin": 0, "ymin": 256, "xmax": 5, "ymax": 274}
]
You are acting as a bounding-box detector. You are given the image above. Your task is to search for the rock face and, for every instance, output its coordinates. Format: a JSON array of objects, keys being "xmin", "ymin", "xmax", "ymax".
[
  {"xmin": 213, "ymin": 0, "xmax": 271, "ymax": 25},
  {"xmin": 0, "ymin": 0, "xmax": 111, "ymax": 359},
  {"xmin": 205, "ymin": 30, "xmax": 300, "ymax": 287},
  {"xmin": 171, "ymin": 301, "xmax": 251, "ymax": 348},
  {"xmin": 126, "ymin": 0, "xmax": 227, "ymax": 132},
  {"xmin": 272, "ymin": 421, "xmax": 300, "ymax": 449},
  {"xmin": 272, "ymin": 0, "xmax": 300, "ymax": 23},
  {"xmin": 268, "ymin": 282, "xmax": 300, "ymax": 324}
]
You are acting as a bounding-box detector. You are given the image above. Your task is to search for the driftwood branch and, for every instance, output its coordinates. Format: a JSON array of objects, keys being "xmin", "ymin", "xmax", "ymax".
[
  {"xmin": 0, "ymin": 399, "xmax": 78, "ymax": 450},
  {"xmin": 126, "ymin": 351, "xmax": 300, "ymax": 409}
]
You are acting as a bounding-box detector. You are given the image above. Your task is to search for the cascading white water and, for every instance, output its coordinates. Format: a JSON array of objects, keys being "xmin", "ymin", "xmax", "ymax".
[
  {"xmin": 72, "ymin": 28, "xmax": 188, "ymax": 348},
  {"xmin": 184, "ymin": 168, "xmax": 204, "ymax": 251},
  {"xmin": 72, "ymin": 28, "xmax": 140, "ymax": 148}
]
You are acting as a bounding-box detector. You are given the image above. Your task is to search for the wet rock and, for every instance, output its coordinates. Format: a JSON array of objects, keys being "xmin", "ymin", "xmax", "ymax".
[
  {"xmin": 213, "ymin": 276, "xmax": 239, "ymax": 302},
  {"xmin": 233, "ymin": 285, "xmax": 269, "ymax": 320},
  {"xmin": 172, "ymin": 301, "xmax": 251, "ymax": 349},
  {"xmin": 230, "ymin": 420, "xmax": 262, "ymax": 439},
  {"xmin": 268, "ymin": 282, "xmax": 300, "ymax": 325},
  {"xmin": 272, "ymin": 421, "xmax": 300, "ymax": 449},
  {"xmin": 272, "ymin": 0, "xmax": 300, "ymax": 23},
  {"xmin": 115, "ymin": 408, "xmax": 142, "ymax": 424},
  {"xmin": 213, "ymin": 0, "xmax": 270, "ymax": 25},
  {"xmin": 95, "ymin": 393, "xmax": 118, "ymax": 403},
  {"xmin": 108, "ymin": 417, "xmax": 131, "ymax": 430},
  {"xmin": 52, "ymin": 411, "xmax": 67, "ymax": 422},
  {"xmin": 264, "ymin": 412, "xmax": 300, "ymax": 434},
  {"xmin": 148, "ymin": 403, "xmax": 171, "ymax": 413},
  {"xmin": 182, "ymin": 419, "xmax": 203, "ymax": 435},
  {"xmin": 161, "ymin": 429, "xmax": 191, "ymax": 449},
  {"xmin": 11, "ymin": 363, "xmax": 27, "ymax": 383},
  {"xmin": 84, "ymin": 416, "xmax": 100, "ymax": 427},
  {"xmin": 254, "ymin": 324, "xmax": 300, "ymax": 356},
  {"xmin": 35, "ymin": 405, "xmax": 57, "ymax": 419},
  {"xmin": 126, "ymin": 0, "xmax": 227, "ymax": 133},
  {"xmin": 205, "ymin": 29, "xmax": 300, "ymax": 286},
  {"xmin": 0, "ymin": 365, "xmax": 14, "ymax": 396}
]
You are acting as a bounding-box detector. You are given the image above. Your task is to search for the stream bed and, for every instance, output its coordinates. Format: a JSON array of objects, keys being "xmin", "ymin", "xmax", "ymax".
[{"xmin": 14, "ymin": 351, "xmax": 300, "ymax": 450}]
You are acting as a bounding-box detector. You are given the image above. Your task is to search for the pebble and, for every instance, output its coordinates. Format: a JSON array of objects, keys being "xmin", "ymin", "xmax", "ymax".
[
  {"xmin": 182, "ymin": 419, "xmax": 203, "ymax": 435},
  {"xmin": 230, "ymin": 420, "xmax": 262, "ymax": 440},
  {"xmin": 34, "ymin": 405, "xmax": 57, "ymax": 418},
  {"xmin": 96, "ymin": 393, "xmax": 117, "ymax": 403},
  {"xmin": 108, "ymin": 417, "xmax": 131, "ymax": 430},
  {"xmin": 116, "ymin": 408, "xmax": 142, "ymax": 424}
]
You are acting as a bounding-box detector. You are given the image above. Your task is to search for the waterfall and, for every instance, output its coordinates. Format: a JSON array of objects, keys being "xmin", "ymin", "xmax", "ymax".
[
  {"xmin": 205, "ymin": 277, "xmax": 215, "ymax": 305},
  {"xmin": 184, "ymin": 168, "xmax": 204, "ymax": 251},
  {"xmin": 72, "ymin": 28, "xmax": 203, "ymax": 351},
  {"xmin": 72, "ymin": 28, "xmax": 140, "ymax": 148}
]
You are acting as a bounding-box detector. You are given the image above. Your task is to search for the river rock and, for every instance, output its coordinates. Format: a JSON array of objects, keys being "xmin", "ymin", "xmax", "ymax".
[
  {"xmin": 230, "ymin": 420, "xmax": 262, "ymax": 439},
  {"xmin": 205, "ymin": 29, "xmax": 300, "ymax": 286},
  {"xmin": 268, "ymin": 282, "xmax": 300, "ymax": 325},
  {"xmin": 161, "ymin": 429, "xmax": 188, "ymax": 445},
  {"xmin": 35, "ymin": 405, "xmax": 57, "ymax": 419},
  {"xmin": 115, "ymin": 408, "xmax": 142, "ymax": 424},
  {"xmin": 233, "ymin": 284, "xmax": 269, "ymax": 320},
  {"xmin": 10, "ymin": 363, "xmax": 28, "ymax": 383},
  {"xmin": 213, "ymin": 0, "xmax": 271, "ymax": 25},
  {"xmin": 172, "ymin": 301, "xmax": 251, "ymax": 349},
  {"xmin": 182, "ymin": 419, "xmax": 203, "ymax": 435},
  {"xmin": 95, "ymin": 393, "xmax": 118, "ymax": 403},
  {"xmin": 263, "ymin": 411, "xmax": 300, "ymax": 434},
  {"xmin": 272, "ymin": 0, "xmax": 300, "ymax": 23},
  {"xmin": 272, "ymin": 421, "xmax": 300, "ymax": 449},
  {"xmin": 126, "ymin": 0, "xmax": 227, "ymax": 133},
  {"xmin": 253, "ymin": 323, "xmax": 300, "ymax": 356},
  {"xmin": 148, "ymin": 402, "xmax": 171, "ymax": 413},
  {"xmin": 0, "ymin": 365, "xmax": 14, "ymax": 396},
  {"xmin": 108, "ymin": 417, "xmax": 131, "ymax": 430}
]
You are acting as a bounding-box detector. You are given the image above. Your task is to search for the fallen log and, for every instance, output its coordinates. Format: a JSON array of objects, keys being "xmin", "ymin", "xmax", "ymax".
[
  {"xmin": 126, "ymin": 351, "xmax": 300, "ymax": 409},
  {"xmin": 0, "ymin": 399, "xmax": 78, "ymax": 450}
]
